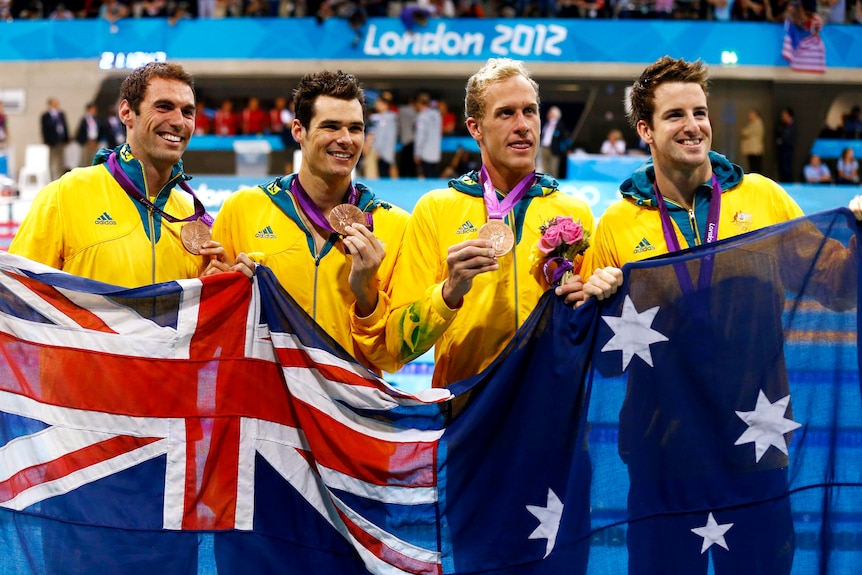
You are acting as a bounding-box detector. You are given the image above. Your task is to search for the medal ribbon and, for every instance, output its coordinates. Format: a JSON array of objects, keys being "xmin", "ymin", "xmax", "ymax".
[
  {"xmin": 290, "ymin": 176, "xmax": 373, "ymax": 233},
  {"xmin": 653, "ymin": 174, "xmax": 721, "ymax": 293},
  {"xmin": 479, "ymin": 165, "xmax": 535, "ymax": 221},
  {"xmin": 108, "ymin": 152, "xmax": 213, "ymax": 226}
]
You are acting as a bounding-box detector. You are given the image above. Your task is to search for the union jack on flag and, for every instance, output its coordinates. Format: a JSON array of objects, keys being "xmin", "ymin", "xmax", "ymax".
[{"xmin": 0, "ymin": 253, "xmax": 596, "ymax": 575}]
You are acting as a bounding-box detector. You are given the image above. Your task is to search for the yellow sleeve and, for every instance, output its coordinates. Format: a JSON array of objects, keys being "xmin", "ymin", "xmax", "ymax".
[
  {"xmin": 385, "ymin": 194, "xmax": 459, "ymax": 364},
  {"xmin": 350, "ymin": 206, "xmax": 411, "ymax": 374},
  {"xmin": 9, "ymin": 181, "xmax": 64, "ymax": 270}
]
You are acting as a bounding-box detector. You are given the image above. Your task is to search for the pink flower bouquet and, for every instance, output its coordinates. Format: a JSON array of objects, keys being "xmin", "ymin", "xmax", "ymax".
[{"xmin": 535, "ymin": 216, "xmax": 590, "ymax": 286}]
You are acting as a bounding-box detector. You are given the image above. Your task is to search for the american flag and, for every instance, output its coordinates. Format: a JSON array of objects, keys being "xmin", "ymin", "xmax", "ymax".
[{"xmin": 781, "ymin": 13, "xmax": 826, "ymax": 74}]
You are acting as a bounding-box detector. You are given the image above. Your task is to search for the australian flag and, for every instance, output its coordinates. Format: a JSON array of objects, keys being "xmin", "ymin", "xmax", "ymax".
[
  {"xmin": 586, "ymin": 207, "xmax": 860, "ymax": 575},
  {"xmin": 0, "ymin": 208, "xmax": 858, "ymax": 574}
]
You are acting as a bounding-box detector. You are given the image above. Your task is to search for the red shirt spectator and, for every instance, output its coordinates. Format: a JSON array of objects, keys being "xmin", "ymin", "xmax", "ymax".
[
  {"xmin": 241, "ymin": 96, "xmax": 268, "ymax": 135},
  {"xmin": 214, "ymin": 99, "xmax": 238, "ymax": 136},
  {"xmin": 194, "ymin": 101, "xmax": 212, "ymax": 136}
]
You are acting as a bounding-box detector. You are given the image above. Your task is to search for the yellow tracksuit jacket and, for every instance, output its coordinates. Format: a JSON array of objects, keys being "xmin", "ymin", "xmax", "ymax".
[
  {"xmin": 212, "ymin": 175, "xmax": 409, "ymax": 375},
  {"xmin": 386, "ymin": 171, "xmax": 595, "ymax": 388}
]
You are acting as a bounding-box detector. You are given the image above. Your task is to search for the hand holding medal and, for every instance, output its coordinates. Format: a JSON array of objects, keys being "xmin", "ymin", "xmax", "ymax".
[
  {"xmin": 478, "ymin": 219, "xmax": 515, "ymax": 257},
  {"xmin": 181, "ymin": 219, "xmax": 213, "ymax": 255}
]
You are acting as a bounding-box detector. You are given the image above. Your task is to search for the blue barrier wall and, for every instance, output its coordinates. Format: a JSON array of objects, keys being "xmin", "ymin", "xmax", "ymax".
[{"xmin": 1, "ymin": 18, "xmax": 862, "ymax": 68}]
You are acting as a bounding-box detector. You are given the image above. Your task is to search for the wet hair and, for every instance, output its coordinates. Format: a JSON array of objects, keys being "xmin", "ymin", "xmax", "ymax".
[
  {"xmin": 292, "ymin": 70, "xmax": 366, "ymax": 128},
  {"xmin": 628, "ymin": 56, "xmax": 709, "ymax": 129},
  {"xmin": 119, "ymin": 62, "xmax": 194, "ymax": 115},
  {"xmin": 464, "ymin": 57, "xmax": 539, "ymax": 122}
]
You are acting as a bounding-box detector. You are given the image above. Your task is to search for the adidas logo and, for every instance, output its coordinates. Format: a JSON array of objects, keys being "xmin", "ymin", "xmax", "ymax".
[
  {"xmin": 95, "ymin": 212, "xmax": 117, "ymax": 225},
  {"xmin": 456, "ymin": 220, "xmax": 478, "ymax": 235},
  {"xmin": 255, "ymin": 225, "xmax": 277, "ymax": 239},
  {"xmin": 633, "ymin": 237, "xmax": 655, "ymax": 254}
]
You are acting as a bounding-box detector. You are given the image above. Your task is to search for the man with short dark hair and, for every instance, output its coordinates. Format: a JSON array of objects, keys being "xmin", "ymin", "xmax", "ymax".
[
  {"xmin": 212, "ymin": 70, "xmax": 409, "ymax": 375},
  {"xmin": 12, "ymin": 62, "xmax": 250, "ymax": 286}
]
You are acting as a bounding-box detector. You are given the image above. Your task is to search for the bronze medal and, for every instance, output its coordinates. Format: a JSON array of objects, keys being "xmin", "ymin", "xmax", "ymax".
[
  {"xmin": 478, "ymin": 220, "xmax": 515, "ymax": 257},
  {"xmin": 328, "ymin": 203, "xmax": 366, "ymax": 235},
  {"xmin": 181, "ymin": 219, "xmax": 212, "ymax": 255}
]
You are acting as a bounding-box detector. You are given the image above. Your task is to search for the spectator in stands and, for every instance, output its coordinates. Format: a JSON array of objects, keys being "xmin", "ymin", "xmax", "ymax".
[
  {"xmin": 0, "ymin": 0, "xmax": 11, "ymax": 21},
  {"xmin": 240, "ymin": 96, "xmax": 267, "ymax": 135},
  {"xmin": 454, "ymin": 0, "xmax": 484, "ymax": 16},
  {"xmin": 100, "ymin": 0, "xmax": 129, "ymax": 32},
  {"xmin": 102, "ymin": 106, "xmax": 126, "ymax": 149},
  {"xmin": 600, "ymin": 128, "xmax": 627, "ymax": 156},
  {"xmin": 76, "ymin": 101, "xmax": 102, "ymax": 167},
  {"xmin": 170, "ymin": 0, "xmax": 192, "ymax": 20},
  {"xmin": 193, "ymin": 100, "xmax": 212, "ymax": 135},
  {"xmin": 369, "ymin": 93, "xmax": 399, "ymax": 178},
  {"xmin": 414, "ymin": 92, "xmax": 443, "ymax": 178},
  {"xmin": 540, "ymin": 105, "xmax": 567, "ymax": 177},
  {"xmin": 397, "ymin": 94, "xmax": 417, "ymax": 178},
  {"xmin": 137, "ymin": 0, "xmax": 168, "ymax": 16},
  {"xmin": 400, "ymin": 3, "xmax": 434, "ymax": 32},
  {"xmin": 766, "ymin": 0, "xmax": 790, "ymax": 19},
  {"xmin": 0, "ymin": 101, "xmax": 8, "ymax": 151},
  {"xmin": 214, "ymin": 0, "xmax": 243, "ymax": 18},
  {"xmin": 214, "ymin": 98, "xmax": 238, "ymax": 136},
  {"xmin": 817, "ymin": 0, "xmax": 844, "ymax": 23},
  {"xmin": 439, "ymin": 144, "xmax": 477, "ymax": 179},
  {"xmin": 40, "ymin": 97, "xmax": 69, "ymax": 180},
  {"xmin": 211, "ymin": 70, "xmax": 409, "ymax": 376},
  {"xmin": 836, "ymin": 146, "xmax": 859, "ymax": 184},
  {"xmin": 269, "ymin": 96, "xmax": 288, "ymax": 136},
  {"xmin": 843, "ymin": 105, "xmax": 862, "ymax": 139},
  {"xmin": 736, "ymin": 0, "xmax": 768, "ymax": 19},
  {"xmin": 364, "ymin": 0, "xmax": 389, "ymax": 16},
  {"xmin": 707, "ymin": 0, "xmax": 734, "ymax": 19},
  {"xmin": 439, "ymin": 99, "xmax": 457, "ymax": 136},
  {"xmin": 739, "ymin": 108, "xmax": 765, "ymax": 174},
  {"xmin": 197, "ymin": 0, "xmax": 216, "ymax": 17},
  {"xmin": 14, "ymin": 0, "xmax": 44, "ymax": 18},
  {"xmin": 776, "ymin": 106, "xmax": 796, "ymax": 182},
  {"xmin": 384, "ymin": 57, "xmax": 621, "ymax": 389},
  {"xmin": 48, "ymin": 2, "xmax": 75, "ymax": 18},
  {"xmin": 244, "ymin": 0, "xmax": 269, "ymax": 15},
  {"xmin": 803, "ymin": 153, "xmax": 832, "ymax": 184},
  {"xmin": 271, "ymin": 96, "xmax": 299, "ymax": 174}
]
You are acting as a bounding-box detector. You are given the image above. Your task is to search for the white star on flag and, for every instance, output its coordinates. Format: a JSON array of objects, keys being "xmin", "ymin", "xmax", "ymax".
[
  {"xmin": 691, "ymin": 512, "xmax": 733, "ymax": 553},
  {"xmin": 526, "ymin": 488, "xmax": 563, "ymax": 559},
  {"xmin": 601, "ymin": 295, "xmax": 669, "ymax": 370},
  {"xmin": 735, "ymin": 390, "xmax": 802, "ymax": 462}
]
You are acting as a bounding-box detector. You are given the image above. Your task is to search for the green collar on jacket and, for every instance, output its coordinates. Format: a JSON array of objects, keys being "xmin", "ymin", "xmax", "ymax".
[
  {"xmin": 618, "ymin": 151, "xmax": 744, "ymax": 248},
  {"xmin": 94, "ymin": 144, "xmax": 190, "ymax": 242},
  {"xmin": 448, "ymin": 169, "xmax": 559, "ymax": 244},
  {"xmin": 259, "ymin": 173, "xmax": 389, "ymax": 256}
]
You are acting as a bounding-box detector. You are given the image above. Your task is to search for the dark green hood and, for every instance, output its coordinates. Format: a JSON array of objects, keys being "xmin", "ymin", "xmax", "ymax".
[
  {"xmin": 618, "ymin": 151, "xmax": 744, "ymax": 248},
  {"xmin": 619, "ymin": 151, "xmax": 743, "ymax": 206}
]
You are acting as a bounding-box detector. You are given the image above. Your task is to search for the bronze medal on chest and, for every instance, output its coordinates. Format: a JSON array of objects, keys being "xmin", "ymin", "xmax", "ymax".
[
  {"xmin": 181, "ymin": 219, "xmax": 212, "ymax": 255},
  {"xmin": 478, "ymin": 220, "xmax": 515, "ymax": 257},
  {"xmin": 328, "ymin": 203, "xmax": 366, "ymax": 235}
]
